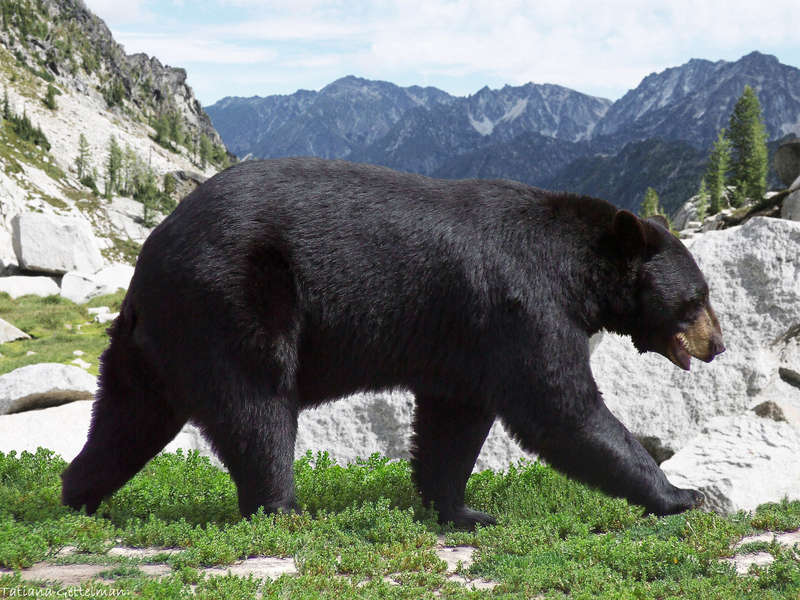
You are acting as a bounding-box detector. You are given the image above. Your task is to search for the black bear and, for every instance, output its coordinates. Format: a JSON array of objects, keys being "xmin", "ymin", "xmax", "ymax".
[{"xmin": 62, "ymin": 158, "xmax": 725, "ymax": 528}]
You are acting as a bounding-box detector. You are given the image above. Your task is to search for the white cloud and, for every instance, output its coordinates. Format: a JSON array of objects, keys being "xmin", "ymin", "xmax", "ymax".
[
  {"xmin": 113, "ymin": 32, "xmax": 277, "ymax": 65},
  {"xmin": 83, "ymin": 0, "xmax": 149, "ymax": 24},
  {"xmin": 85, "ymin": 0, "xmax": 800, "ymax": 102}
]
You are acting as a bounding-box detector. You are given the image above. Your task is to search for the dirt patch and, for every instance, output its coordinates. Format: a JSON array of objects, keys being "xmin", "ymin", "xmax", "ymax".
[{"xmin": 722, "ymin": 529, "xmax": 800, "ymax": 575}]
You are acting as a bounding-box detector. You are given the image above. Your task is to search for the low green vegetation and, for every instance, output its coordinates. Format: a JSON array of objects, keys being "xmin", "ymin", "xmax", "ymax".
[
  {"xmin": 0, "ymin": 101, "xmax": 62, "ymax": 183},
  {"xmin": 0, "ymin": 449, "xmax": 798, "ymax": 597},
  {"xmin": 0, "ymin": 291, "xmax": 124, "ymax": 376}
]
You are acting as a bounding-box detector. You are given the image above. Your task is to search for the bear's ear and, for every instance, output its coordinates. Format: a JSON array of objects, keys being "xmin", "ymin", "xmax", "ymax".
[
  {"xmin": 647, "ymin": 214, "xmax": 670, "ymax": 230},
  {"xmin": 612, "ymin": 209, "xmax": 646, "ymax": 255}
]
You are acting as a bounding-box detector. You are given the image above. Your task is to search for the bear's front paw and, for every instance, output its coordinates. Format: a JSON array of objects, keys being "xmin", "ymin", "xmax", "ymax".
[
  {"xmin": 438, "ymin": 506, "xmax": 497, "ymax": 530},
  {"xmin": 650, "ymin": 487, "xmax": 705, "ymax": 516}
]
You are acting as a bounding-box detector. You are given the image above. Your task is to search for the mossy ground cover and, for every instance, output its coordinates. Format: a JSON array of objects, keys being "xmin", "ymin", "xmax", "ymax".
[{"xmin": 0, "ymin": 449, "xmax": 798, "ymax": 599}]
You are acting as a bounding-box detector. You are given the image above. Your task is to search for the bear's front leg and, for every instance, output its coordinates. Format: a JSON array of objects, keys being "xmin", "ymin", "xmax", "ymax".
[
  {"xmin": 505, "ymin": 392, "xmax": 702, "ymax": 516},
  {"xmin": 411, "ymin": 395, "xmax": 497, "ymax": 529}
]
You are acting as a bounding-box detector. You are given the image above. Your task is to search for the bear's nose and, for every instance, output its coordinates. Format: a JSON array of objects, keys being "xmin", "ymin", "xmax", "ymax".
[{"xmin": 709, "ymin": 334, "xmax": 725, "ymax": 358}]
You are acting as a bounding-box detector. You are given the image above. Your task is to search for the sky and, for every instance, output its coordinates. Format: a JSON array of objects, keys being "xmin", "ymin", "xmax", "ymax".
[{"xmin": 83, "ymin": 0, "xmax": 800, "ymax": 107}]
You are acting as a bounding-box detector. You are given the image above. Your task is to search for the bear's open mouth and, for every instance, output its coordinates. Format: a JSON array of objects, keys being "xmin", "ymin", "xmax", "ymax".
[{"xmin": 666, "ymin": 332, "xmax": 692, "ymax": 371}]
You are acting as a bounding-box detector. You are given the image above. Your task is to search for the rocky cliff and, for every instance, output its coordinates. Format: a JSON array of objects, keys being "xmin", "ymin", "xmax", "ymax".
[{"xmin": 0, "ymin": 0, "xmax": 230, "ymax": 273}]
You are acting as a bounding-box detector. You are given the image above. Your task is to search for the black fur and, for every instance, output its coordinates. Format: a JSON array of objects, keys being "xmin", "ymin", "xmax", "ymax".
[{"xmin": 62, "ymin": 158, "xmax": 710, "ymax": 526}]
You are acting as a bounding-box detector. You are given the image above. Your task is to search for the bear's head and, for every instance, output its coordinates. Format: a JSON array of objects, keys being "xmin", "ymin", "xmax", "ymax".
[{"xmin": 613, "ymin": 210, "xmax": 725, "ymax": 371}]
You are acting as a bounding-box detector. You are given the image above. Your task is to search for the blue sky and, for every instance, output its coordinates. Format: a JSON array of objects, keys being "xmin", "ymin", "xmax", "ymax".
[{"xmin": 84, "ymin": 0, "xmax": 800, "ymax": 107}]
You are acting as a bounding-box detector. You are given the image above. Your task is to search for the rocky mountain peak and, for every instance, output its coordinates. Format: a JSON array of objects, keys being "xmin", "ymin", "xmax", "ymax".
[{"xmin": 594, "ymin": 51, "xmax": 800, "ymax": 147}]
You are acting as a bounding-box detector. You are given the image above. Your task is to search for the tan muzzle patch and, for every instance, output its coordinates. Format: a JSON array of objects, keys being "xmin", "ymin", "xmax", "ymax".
[{"xmin": 667, "ymin": 305, "xmax": 725, "ymax": 371}]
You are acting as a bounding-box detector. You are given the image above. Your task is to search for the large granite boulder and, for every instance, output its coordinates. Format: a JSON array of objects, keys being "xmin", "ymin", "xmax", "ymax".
[
  {"xmin": 0, "ymin": 317, "xmax": 30, "ymax": 343},
  {"xmin": 591, "ymin": 217, "xmax": 800, "ymax": 459},
  {"xmin": 662, "ymin": 405, "xmax": 800, "ymax": 514},
  {"xmin": 12, "ymin": 213, "xmax": 104, "ymax": 275},
  {"xmin": 0, "ymin": 363, "xmax": 97, "ymax": 414},
  {"xmin": 294, "ymin": 391, "xmax": 527, "ymax": 472},
  {"xmin": 774, "ymin": 139, "xmax": 800, "ymax": 187},
  {"xmin": 60, "ymin": 264, "xmax": 135, "ymax": 304},
  {"xmin": 0, "ymin": 400, "xmax": 209, "ymax": 464},
  {"xmin": 782, "ymin": 175, "xmax": 800, "ymax": 222},
  {"xmin": 0, "ymin": 275, "xmax": 60, "ymax": 298}
]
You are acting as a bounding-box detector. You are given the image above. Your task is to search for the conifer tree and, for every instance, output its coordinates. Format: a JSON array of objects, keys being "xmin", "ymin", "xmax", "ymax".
[
  {"xmin": 105, "ymin": 135, "xmax": 122, "ymax": 199},
  {"xmin": 705, "ymin": 129, "xmax": 731, "ymax": 215},
  {"xmin": 75, "ymin": 133, "xmax": 90, "ymax": 180},
  {"xmin": 43, "ymin": 83, "xmax": 57, "ymax": 110},
  {"xmin": 198, "ymin": 134, "xmax": 212, "ymax": 169},
  {"xmin": 695, "ymin": 178, "xmax": 709, "ymax": 222},
  {"xmin": 639, "ymin": 187, "xmax": 663, "ymax": 219},
  {"xmin": 137, "ymin": 168, "xmax": 160, "ymax": 227},
  {"xmin": 728, "ymin": 85, "xmax": 768, "ymax": 204}
]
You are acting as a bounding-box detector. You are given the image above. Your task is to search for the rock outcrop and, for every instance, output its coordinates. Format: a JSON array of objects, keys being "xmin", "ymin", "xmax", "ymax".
[
  {"xmin": 0, "ymin": 318, "xmax": 30, "ymax": 343},
  {"xmin": 60, "ymin": 264, "xmax": 134, "ymax": 304},
  {"xmin": 774, "ymin": 139, "xmax": 800, "ymax": 186},
  {"xmin": 662, "ymin": 410, "xmax": 800, "ymax": 514},
  {"xmin": 0, "ymin": 363, "xmax": 97, "ymax": 414},
  {"xmin": 0, "ymin": 275, "xmax": 59, "ymax": 298},
  {"xmin": 592, "ymin": 217, "xmax": 800, "ymax": 458},
  {"xmin": 12, "ymin": 213, "xmax": 104, "ymax": 275}
]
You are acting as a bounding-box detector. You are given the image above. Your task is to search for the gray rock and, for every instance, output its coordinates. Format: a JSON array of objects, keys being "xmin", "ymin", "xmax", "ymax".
[
  {"xmin": 591, "ymin": 217, "xmax": 800, "ymax": 456},
  {"xmin": 774, "ymin": 140, "xmax": 800, "ymax": 187},
  {"xmin": 0, "ymin": 317, "xmax": 30, "ymax": 343},
  {"xmin": 0, "ymin": 400, "xmax": 210, "ymax": 464},
  {"xmin": 12, "ymin": 213, "xmax": 104, "ymax": 275},
  {"xmin": 60, "ymin": 264, "xmax": 134, "ymax": 304},
  {"xmin": 672, "ymin": 196, "xmax": 699, "ymax": 232},
  {"xmin": 0, "ymin": 275, "xmax": 60, "ymax": 298},
  {"xmin": 781, "ymin": 179, "xmax": 800, "ymax": 221},
  {"xmin": 169, "ymin": 170, "xmax": 207, "ymax": 201},
  {"xmin": 661, "ymin": 412, "xmax": 800, "ymax": 514},
  {"xmin": 293, "ymin": 391, "xmax": 528, "ymax": 472},
  {"xmin": 0, "ymin": 363, "xmax": 97, "ymax": 415},
  {"xmin": 0, "ymin": 227, "xmax": 18, "ymax": 275}
]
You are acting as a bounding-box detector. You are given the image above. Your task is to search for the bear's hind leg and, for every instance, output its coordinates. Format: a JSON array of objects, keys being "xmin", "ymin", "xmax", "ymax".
[
  {"xmin": 194, "ymin": 385, "xmax": 299, "ymax": 518},
  {"xmin": 62, "ymin": 333, "xmax": 188, "ymax": 514},
  {"xmin": 411, "ymin": 395, "xmax": 496, "ymax": 529}
]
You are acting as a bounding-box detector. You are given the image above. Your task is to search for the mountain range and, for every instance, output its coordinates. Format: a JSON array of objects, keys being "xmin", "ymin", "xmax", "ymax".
[{"xmin": 206, "ymin": 52, "xmax": 800, "ymax": 215}]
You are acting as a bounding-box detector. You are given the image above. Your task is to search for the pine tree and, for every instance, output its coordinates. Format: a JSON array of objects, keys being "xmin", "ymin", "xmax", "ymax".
[
  {"xmin": 105, "ymin": 135, "xmax": 122, "ymax": 199},
  {"xmin": 3, "ymin": 87, "xmax": 10, "ymax": 120},
  {"xmin": 75, "ymin": 133, "xmax": 90, "ymax": 180},
  {"xmin": 153, "ymin": 113, "xmax": 170, "ymax": 146},
  {"xmin": 198, "ymin": 134, "xmax": 212, "ymax": 169},
  {"xmin": 43, "ymin": 83, "xmax": 57, "ymax": 110},
  {"xmin": 695, "ymin": 178, "xmax": 709, "ymax": 222},
  {"xmin": 639, "ymin": 187, "xmax": 663, "ymax": 218},
  {"xmin": 728, "ymin": 85, "xmax": 768, "ymax": 204},
  {"xmin": 161, "ymin": 173, "xmax": 178, "ymax": 214},
  {"xmin": 137, "ymin": 168, "xmax": 160, "ymax": 227},
  {"xmin": 122, "ymin": 144, "xmax": 139, "ymax": 196},
  {"xmin": 705, "ymin": 129, "xmax": 731, "ymax": 215}
]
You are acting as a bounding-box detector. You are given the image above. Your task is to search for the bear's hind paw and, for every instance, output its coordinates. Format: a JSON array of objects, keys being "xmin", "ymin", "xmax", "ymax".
[{"xmin": 439, "ymin": 506, "xmax": 497, "ymax": 530}]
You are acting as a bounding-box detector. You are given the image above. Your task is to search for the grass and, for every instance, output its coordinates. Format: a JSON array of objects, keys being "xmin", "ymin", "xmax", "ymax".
[
  {"xmin": 0, "ymin": 291, "xmax": 125, "ymax": 376},
  {"xmin": 0, "ymin": 449, "xmax": 798, "ymax": 598}
]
